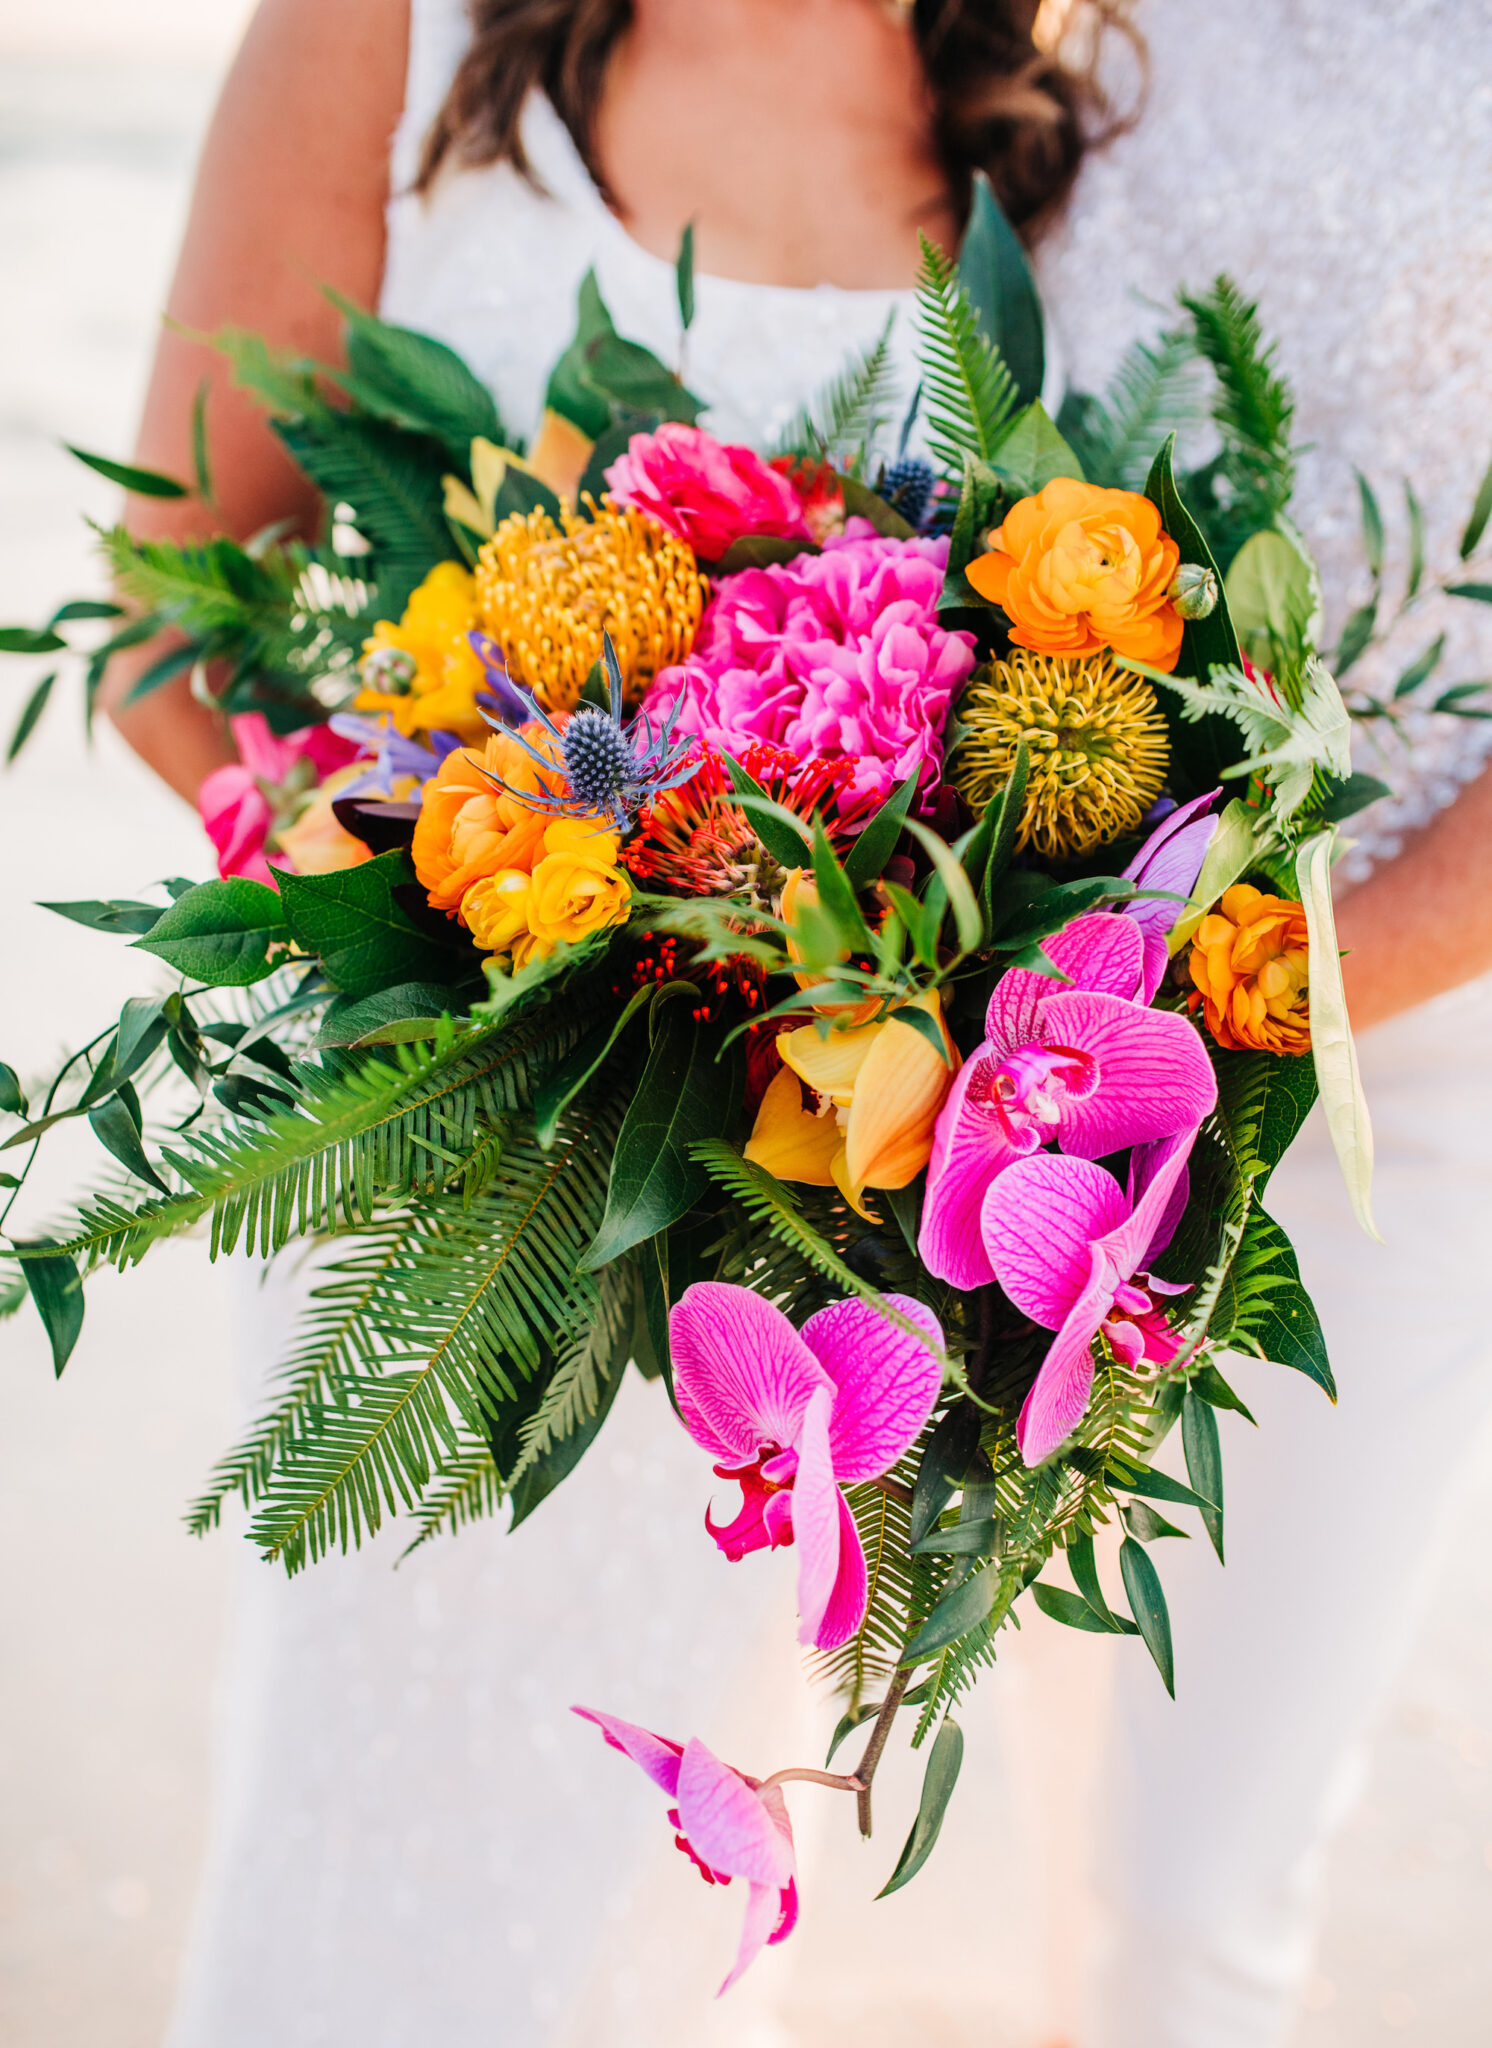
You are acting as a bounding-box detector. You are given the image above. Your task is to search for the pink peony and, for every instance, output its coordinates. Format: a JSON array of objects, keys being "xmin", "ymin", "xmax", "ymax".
[
  {"xmin": 643, "ymin": 530, "xmax": 977, "ymax": 806},
  {"xmin": 198, "ymin": 714, "xmax": 359, "ymax": 887},
  {"xmin": 604, "ymin": 423, "xmax": 809, "ymax": 563}
]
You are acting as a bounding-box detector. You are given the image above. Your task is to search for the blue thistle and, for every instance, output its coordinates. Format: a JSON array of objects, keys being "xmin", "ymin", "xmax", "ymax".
[
  {"xmin": 474, "ymin": 630, "xmax": 697, "ymax": 832},
  {"xmin": 882, "ymin": 456, "xmax": 935, "ymax": 530}
]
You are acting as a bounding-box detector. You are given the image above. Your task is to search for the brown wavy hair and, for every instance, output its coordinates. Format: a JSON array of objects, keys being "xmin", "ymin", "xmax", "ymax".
[{"xmin": 415, "ymin": 1, "xmax": 1143, "ymax": 240}]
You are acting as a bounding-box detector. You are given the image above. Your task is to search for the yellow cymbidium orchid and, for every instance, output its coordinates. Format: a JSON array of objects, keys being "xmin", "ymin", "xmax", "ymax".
[
  {"xmin": 442, "ymin": 418, "xmax": 598, "ymax": 536},
  {"xmin": 744, "ymin": 990, "xmax": 959, "ymax": 1220}
]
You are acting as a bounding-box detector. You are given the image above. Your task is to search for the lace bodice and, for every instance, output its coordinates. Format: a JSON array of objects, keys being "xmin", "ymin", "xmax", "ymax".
[{"xmin": 1035, "ymin": 0, "xmax": 1492, "ymax": 876}]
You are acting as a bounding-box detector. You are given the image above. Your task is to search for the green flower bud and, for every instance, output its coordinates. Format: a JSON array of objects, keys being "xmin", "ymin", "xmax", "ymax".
[
  {"xmin": 1168, "ymin": 562, "xmax": 1219, "ymax": 621},
  {"xmin": 359, "ymin": 645, "xmax": 418, "ymax": 694}
]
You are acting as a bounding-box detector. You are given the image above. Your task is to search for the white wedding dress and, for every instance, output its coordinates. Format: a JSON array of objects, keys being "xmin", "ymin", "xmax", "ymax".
[{"xmin": 165, "ymin": 5, "xmax": 1492, "ymax": 2046}]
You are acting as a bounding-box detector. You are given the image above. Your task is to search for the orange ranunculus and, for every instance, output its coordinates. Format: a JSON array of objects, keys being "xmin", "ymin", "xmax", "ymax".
[
  {"xmin": 1188, "ymin": 884, "xmax": 1311, "ymax": 1055},
  {"xmin": 411, "ymin": 725, "xmax": 564, "ymax": 917},
  {"xmin": 744, "ymin": 990, "xmax": 959, "ymax": 1217},
  {"xmin": 966, "ymin": 477, "xmax": 1185, "ymax": 673}
]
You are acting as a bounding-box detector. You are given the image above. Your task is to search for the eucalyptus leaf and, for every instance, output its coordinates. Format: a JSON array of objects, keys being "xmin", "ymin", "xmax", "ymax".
[
  {"xmin": 904, "ymin": 1562, "xmax": 998, "ymax": 1661},
  {"xmin": 7, "ymin": 671, "xmax": 55, "ymax": 761},
  {"xmin": 0, "ymin": 627, "xmax": 66, "ymax": 654},
  {"xmin": 675, "ymin": 220, "xmax": 696, "ymax": 332},
  {"xmin": 1181, "ymin": 1389, "xmax": 1224, "ymax": 1561},
  {"xmin": 1355, "ymin": 470, "xmax": 1384, "ymax": 579},
  {"xmin": 1121, "ymin": 1500, "xmax": 1190, "ymax": 1543},
  {"xmin": 1446, "ymin": 581, "xmax": 1492, "ymax": 604},
  {"xmin": 1031, "ymin": 1582, "xmax": 1115, "ymax": 1633},
  {"xmin": 64, "ymin": 445, "xmax": 188, "ymax": 498}
]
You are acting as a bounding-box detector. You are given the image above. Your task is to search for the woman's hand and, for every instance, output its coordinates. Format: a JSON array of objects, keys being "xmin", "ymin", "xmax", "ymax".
[
  {"xmin": 100, "ymin": 0, "xmax": 409, "ymax": 802},
  {"xmin": 1337, "ymin": 757, "xmax": 1492, "ymax": 1031}
]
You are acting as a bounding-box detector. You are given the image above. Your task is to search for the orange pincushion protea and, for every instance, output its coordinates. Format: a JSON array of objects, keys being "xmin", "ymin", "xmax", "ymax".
[
  {"xmin": 967, "ymin": 478, "xmax": 1184, "ymax": 672},
  {"xmin": 1188, "ymin": 884, "xmax": 1311, "ymax": 1055}
]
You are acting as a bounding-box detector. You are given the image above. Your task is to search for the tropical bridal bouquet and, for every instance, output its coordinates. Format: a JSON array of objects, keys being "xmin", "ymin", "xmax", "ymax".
[{"xmin": 7, "ymin": 178, "xmax": 1492, "ymax": 1990}]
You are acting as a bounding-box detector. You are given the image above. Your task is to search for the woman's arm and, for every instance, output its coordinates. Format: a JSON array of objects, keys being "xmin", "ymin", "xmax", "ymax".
[
  {"xmin": 100, "ymin": 0, "xmax": 410, "ymax": 802},
  {"xmin": 1337, "ymin": 757, "xmax": 1492, "ymax": 1031}
]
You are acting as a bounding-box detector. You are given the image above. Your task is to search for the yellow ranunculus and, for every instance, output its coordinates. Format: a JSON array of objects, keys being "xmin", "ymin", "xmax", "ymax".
[
  {"xmin": 744, "ymin": 990, "xmax": 959, "ymax": 1218},
  {"xmin": 525, "ymin": 818, "xmax": 631, "ymax": 948},
  {"xmin": 460, "ymin": 868, "xmax": 533, "ymax": 954},
  {"xmin": 356, "ymin": 561, "xmax": 488, "ymax": 741}
]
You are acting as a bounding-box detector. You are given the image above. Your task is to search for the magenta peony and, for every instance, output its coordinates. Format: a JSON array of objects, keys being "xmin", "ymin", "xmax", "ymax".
[
  {"xmin": 644, "ymin": 529, "xmax": 977, "ymax": 805},
  {"xmin": 604, "ymin": 423, "xmax": 809, "ymax": 562}
]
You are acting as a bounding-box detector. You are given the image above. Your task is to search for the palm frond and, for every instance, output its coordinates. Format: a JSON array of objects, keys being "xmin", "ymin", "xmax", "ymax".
[
  {"xmin": 250, "ymin": 1098, "xmax": 620, "ymax": 1571},
  {"xmin": 914, "ymin": 235, "xmax": 1018, "ymax": 477},
  {"xmin": 54, "ymin": 1006, "xmax": 584, "ymax": 1271},
  {"xmin": 399, "ymin": 1440, "xmax": 504, "ymax": 1556},
  {"xmin": 509, "ymin": 1258, "xmax": 637, "ymax": 1480}
]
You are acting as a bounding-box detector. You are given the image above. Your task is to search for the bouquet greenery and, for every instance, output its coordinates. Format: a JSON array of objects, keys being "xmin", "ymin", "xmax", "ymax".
[{"xmin": 6, "ymin": 178, "xmax": 1492, "ymax": 1987}]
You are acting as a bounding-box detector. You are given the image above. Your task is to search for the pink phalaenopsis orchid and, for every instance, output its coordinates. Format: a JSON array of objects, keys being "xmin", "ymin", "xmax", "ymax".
[
  {"xmin": 197, "ymin": 713, "xmax": 358, "ymax": 886},
  {"xmin": 917, "ymin": 913, "xmax": 1217, "ymax": 1293},
  {"xmin": 984, "ymin": 1128, "xmax": 1198, "ymax": 1465},
  {"xmin": 573, "ymin": 1708, "xmax": 798, "ymax": 1994},
  {"xmin": 1120, "ymin": 789, "xmax": 1221, "ymax": 1000},
  {"xmin": 669, "ymin": 1284, "xmax": 944, "ymax": 1650}
]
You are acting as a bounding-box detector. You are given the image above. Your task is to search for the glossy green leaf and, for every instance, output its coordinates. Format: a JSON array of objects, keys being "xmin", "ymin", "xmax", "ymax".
[
  {"xmin": 278, "ymin": 851, "xmax": 466, "ymax": 1000},
  {"xmin": 1405, "ymin": 480, "xmax": 1425, "ymax": 600},
  {"xmin": 958, "ymin": 170, "xmax": 1044, "ymax": 408},
  {"xmin": 1311, "ymin": 770, "xmax": 1392, "ymax": 825},
  {"xmin": 1181, "ymin": 1388, "xmax": 1225, "ymax": 1561},
  {"xmin": 6, "ymin": 670, "xmax": 55, "ymax": 762},
  {"xmin": 113, "ymin": 996, "xmax": 169, "ymax": 1081},
  {"xmin": 1356, "ymin": 470, "xmax": 1384, "ymax": 579},
  {"xmin": 1104, "ymin": 1453, "xmax": 1215, "ymax": 1515},
  {"xmin": 88, "ymin": 1091, "xmax": 168, "ymax": 1191},
  {"xmin": 912, "ymin": 1516, "xmax": 999, "ymax": 1557},
  {"xmin": 65, "ymin": 444, "xmax": 188, "ymax": 497},
  {"xmin": 1119, "ymin": 1536, "xmax": 1175, "ymax": 1696},
  {"xmin": 47, "ymin": 599, "xmax": 123, "ymax": 625},
  {"xmin": 581, "ymin": 996, "xmax": 742, "ymax": 1270},
  {"xmin": 1446, "ymin": 581, "xmax": 1492, "ymax": 604},
  {"xmin": 533, "ymin": 983, "xmax": 652, "ymax": 1147},
  {"xmin": 20, "ymin": 1245, "xmax": 85, "ymax": 1375},
  {"xmin": 1190, "ymin": 1361, "xmax": 1257, "ymax": 1424},
  {"xmin": 1032, "ymin": 1582, "xmax": 1115, "ymax": 1633},
  {"xmin": 837, "ymin": 471, "xmax": 916, "ymax": 540},
  {"xmin": 134, "ymin": 878, "xmax": 289, "ymax": 986},
  {"xmin": 328, "ymin": 289, "xmax": 506, "ymax": 462},
  {"xmin": 910, "ymin": 1403, "xmax": 981, "ymax": 1548},
  {"xmin": 1236, "ymin": 1205, "xmax": 1336, "ymax": 1397},
  {"xmin": 1225, "ymin": 526, "xmax": 1322, "ymax": 667},
  {"xmin": 1068, "ymin": 1531, "xmax": 1129, "ymax": 1630},
  {"xmin": 316, "ymin": 981, "xmax": 462, "ymax": 1048},
  {"xmin": 585, "ymin": 332, "xmax": 705, "ymax": 425},
  {"xmin": 842, "ymin": 769, "xmax": 920, "ymax": 888},
  {"xmin": 507, "ymin": 1339, "xmax": 629, "ymax": 1530},
  {"xmin": 877, "ymin": 1717, "xmax": 964, "ymax": 1897},
  {"xmin": 1393, "ymin": 633, "xmax": 1446, "ymax": 699},
  {"xmin": 722, "ymin": 759, "xmax": 813, "ymax": 867},
  {"xmin": 1144, "ymin": 435, "xmax": 1244, "ymax": 791},
  {"xmin": 0, "ymin": 1062, "xmax": 27, "ymax": 1116},
  {"xmin": 544, "ymin": 270, "xmax": 621, "ymax": 440},
  {"xmin": 904, "ymin": 1563, "xmax": 998, "ymax": 1661},
  {"xmin": 989, "ymin": 401, "xmax": 1082, "ymax": 496},
  {"xmin": 899, "ymin": 817, "xmax": 983, "ymax": 955}
]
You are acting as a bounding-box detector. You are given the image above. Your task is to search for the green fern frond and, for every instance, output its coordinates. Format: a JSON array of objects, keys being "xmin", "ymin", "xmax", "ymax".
[
  {"xmin": 914, "ymin": 235, "xmax": 1018, "ymax": 477},
  {"xmin": 1181, "ymin": 276, "xmax": 1296, "ymax": 562},
  {"xmin": 1064, "ymin": 330, "xmax": 1203, "ymax": 491},
  {"xmin": 399, "ymin": 1440, "xmax": 504, "ymax": 1556},
  {"xmin": 184, "ymin": 1223, "xmax": 409, "ymax": 1536},
  {"xmin": 509, "ymin": 1258, "xmax": 636, "ymax": 1480},
  {"xmin": 250, "ymin": 1098, "xmax": 620, "ymax": 1571},
  {"xmin": 771, "ymin": 316, "xmax": 900, "ymax": 467}
]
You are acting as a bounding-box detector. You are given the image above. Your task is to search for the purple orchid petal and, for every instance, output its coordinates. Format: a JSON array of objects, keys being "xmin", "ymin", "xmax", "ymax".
[
  {"xmin": 985, "ymin": 912, "xmax": 1145, "ymax": 1052},
  {"xmin": 671, "ymin": 1284, "xmax": 831, "ymax": 1462},
  {"xmin": 798, "ymin": 1293, "xmax": 944, "ymax": 1483},
  {"xmin": 1122, "ymin": 790, "xmax": 1220, "ymax": 1001},
  {"xmin": 1035, "ymin": 991, "xmax": 1217, "ymax": 1158},
  {"xmin": 1015, "ymin": 1260, "xmax": 1120, "ymax": 1464},
  {"xmin": 982, "ymin": 1154, "xmax": 1130, "ymax": 1330},
  {"xmin": 790, "ymin": 1385, "xmax": 847, "ymax": 1648},
  {"xmin": 1128, "ymin": 1138, "xmax": 1192, "ymax": 1264},
  {"xmin": 917, "ymin": 1059, "xmax": 1011, "ymax": 1290},
  {"xmin": 571, "ymin": 1706, "xmax": 685, "ymax": 1798}
]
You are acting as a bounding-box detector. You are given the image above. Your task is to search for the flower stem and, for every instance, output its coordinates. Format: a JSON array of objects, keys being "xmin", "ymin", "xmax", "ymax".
[
  {"xmin": 760, "ymin": 1766, "xmax": 865, "ymax": 1794},
  {"xmin": 852, "ymin": 1665, "xmax": 912, "ymax": 1838}
]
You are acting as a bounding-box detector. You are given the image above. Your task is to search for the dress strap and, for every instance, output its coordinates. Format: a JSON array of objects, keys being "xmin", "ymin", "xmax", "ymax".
[{"xmin": 388, "ymin": 0, "xmax": 475, "ymax": 197}]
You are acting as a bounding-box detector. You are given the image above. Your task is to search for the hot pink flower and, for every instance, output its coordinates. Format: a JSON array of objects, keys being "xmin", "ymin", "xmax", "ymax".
[
  {"xmin": 644, "ymin": 533, "xmax": 977, "ymax": 806},
  {"xmin": 197, "ymin": 714, "xmax": 358, "ymax": 886},
  {"xmin": 984, "ymin": 1129, "xmax": 1198, "ymax": 1464},
  {"xmin": 573, "ymin": 1707, "xmax": 798, "ymax": 1994},
  {"xmin": 918, "ymin": 913, "xmax": 1216, "ymax": 1293},
  {"xmin": 604, "ymin": 422, "xmax": 809, "ymax": 563},
  {"xmin": 669, "ymin": 1283, "xmax": 944, "ymax": 1649}
]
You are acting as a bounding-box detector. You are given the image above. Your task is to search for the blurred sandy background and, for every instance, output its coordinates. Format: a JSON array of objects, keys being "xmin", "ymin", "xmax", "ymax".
[{"xmin": 0, "ymin": 6, "xmax": 1490, "ymax": 2046}]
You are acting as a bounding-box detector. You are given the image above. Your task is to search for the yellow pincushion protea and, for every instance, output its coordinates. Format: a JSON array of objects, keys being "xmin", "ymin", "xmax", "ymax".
[
  {"xmin": 356, "ymin": 561, "xmax": 488, "ymax": 742},
  {"xmin": 474, "ymin": 498, "xmax": 704, "ymax": 712},
  {"xmin": 955, "ymin": 648, "xmax": 1170, "ymax": 861}
]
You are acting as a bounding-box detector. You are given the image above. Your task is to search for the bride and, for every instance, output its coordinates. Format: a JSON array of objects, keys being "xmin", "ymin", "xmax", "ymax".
[{"xmin": 101, "ymin": 3, "xmax": 1492, "ymax": 2044}]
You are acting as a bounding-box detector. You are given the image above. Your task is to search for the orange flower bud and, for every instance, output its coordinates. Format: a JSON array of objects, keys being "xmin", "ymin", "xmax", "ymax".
[
  {"xmin": 1188, "ymin": 884, "xmax": 1311, "ymax": 1055},
  {"xmin": 966, "ymin": 477, "xmax": 1184, "ymax": 672}
]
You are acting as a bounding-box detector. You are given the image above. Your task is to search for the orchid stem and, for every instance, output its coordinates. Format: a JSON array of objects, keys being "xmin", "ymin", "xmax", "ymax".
[
  {"xmin": 852, "ymin": 1665, "xmax": 912, "ymax": 1839},
  {"xmin": 866, "ymin": 1473, "xmax": 913, "ymax": 1506},
  {"xmin": 761, "ymin": 1767, "xmax": 865, "ymax": 1794}
]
